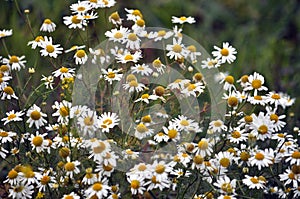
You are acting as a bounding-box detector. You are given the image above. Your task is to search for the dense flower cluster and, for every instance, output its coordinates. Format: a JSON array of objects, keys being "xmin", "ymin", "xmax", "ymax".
[{"xmin": 0, "ymin": 0, "xmax": 298, "ymax": 199}]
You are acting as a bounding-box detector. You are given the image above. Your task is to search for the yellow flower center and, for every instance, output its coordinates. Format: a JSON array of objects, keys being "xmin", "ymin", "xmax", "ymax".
[
  {"xmin": 136, "ymin": 19, "xmax": 145, "ymax": 27},
  {"xmin": 151, "ymin": 176, "xmax": 158, "ymax": 183},
  {"xmin": 225, "ymin": 76, "xmax": 234, "ymax": 84},
  {"xmin": 231, "ymin": 131, "xmax": 241, "ymax": 138},
  {"xmin": 9, "ymin": 55, "xmax": 19, "ymax": 63},
  {"xmin": 180, "ymin": 120, "xmax": 189, "ymax": 126},
  {"xmin": 220, "ymin": 158, "xmax": 230, "ymax": 167},
  {"xmin": 13, "ymin": 185, "xmax": 24, "ymax": 193},
  {"xmin": 84, "ymin": 116, "xmax": 94, "ymax": 126},
  {"xmin": 127, "ymin": 33, "xmax": 138, "ymax": 41},
  {"xmin": 193, "ymin": 73, "xmax": 203, "ymax": 81},
  {"xmin": 0, "ymin": 65, "xmax": 9, "ymax": 72},
  {"xmin": 292, "ymin": 151, "xmax": 300, "ymax": 159},
  {"xmin": 44, "ymin": 19, "xmax": 52, "ymax": 24},
  {"xmin": 8, "ymin": 113, "xmax": 16, "ymax": 120},
  {"xmin": 71, "ymin": 16, "xmax": 81, "ymax": 24},
  {"xmin": 8, "ymin": 169, "xmax": 18, "ymax": 179},
  {"xmin": 77, "ymin": 6, "xmax": 86, "ymax": 12},
  {"xmin": 288, "ymin": 172, "xmax": 295, "ymax": 180},
  {"xmin": 227, "ymin": 96, "xmax": 238, "ymax": 107},
  {"xmin": 65, "ymin": 196, "xmax": 74, "ymax": 199},
  {"xmin": 93, "ymin": 142, "xmax": 106, "ymax": 154},
  {"xmin": 110, "ymin": 12, "xmax": 120, "ymax": 21},
  {"xmin": 157, "ymin": 30, "xmax": 166, "ymax": 37},
  {"xmin": 198, "ymin": 139, "xmax": 209, "ymax": 150},
  {"xmin": 124, "ymin": 54, "xmax": 134, "ymax": 61},
  {"xmin": 141, "ymin": 115, "xmax": 151, "ymax": 123},
  {"xmin": 3, "ymin": 86, "xmax": 14, "ymax": 95},
  {"xmin": 180, "ymin": 16, "xmax": 187, "ymax": 21},
  {"xmin": 240, "ymin": 151, "xmax": 250, "ymax": 161},
  {"xmin": 213, "ymin": 120, "xmax": 223, "ymax": 127},
  {"xmin": 46, "ymin": 45, "xmax": 55, "ymax": 53},
  {"xmin": 258, "ymin": 125, "xmax": 268, "ymax": 135},
  {"xmin": 35, "ymin": 36, "xmax": 44, "ymax": 42},
  {"xmin": 32, "ymin": 136, "xmax": 43, "ymax": 146},
  {"xmin": 251, "ymin": 79, "xmax": 262, "ymax": 89},
  {"xmin": 187, "ymin": 84, "xmax": 196, "ymax": 91},
  {"xmin": 152, "ymin": 59, "xmax": 162, "ymax": 68},
  {"xmin": 221, "ymin": 48, "xmax": 229, "ymax": 56},
  {"xmin": 30, "ymin": 110, "xmax": 41, "ymax": 120},
  {"xmin": 114, "ymin": 32, "xmax": 123, "ymax": 39},
  {"xmin": 255, "ymin": 152, "xmax": 265, "ymax": 160},
  {"xmin": 103, "ymin": 164, "xmax": 113, "ymax": 171},
  {"xmin": 40, "ymin": 176, "xmax": 50, "ymax": 185},
  {"xmin": 244, "ymin": 115, "xmax": 253, "ymax": 123},
  {"xmin": 271, "ymin": 93, "xmax": 281, "ymax": 100},
  {"xmin": 129, "ymin": 80, "xmax": 138, "ymax": 87},
  {"xmin": 76, "ymin": 50, "xmax": 86, "ymax": 58},
  {"xmin": 254, "ymin": 95, "xmax": 262, "ymax": 100},
  {"xmin": 131, "ymin": 180, "xmax": 140, "ymax": 189},
  {"xmin": 136, "ymin": 123, "xmax": 148, "ymax": 133},
  {"xmin": 240, "ymin": 75, "xmax": 249, "ymax": 83},
  {"xmin": 138, "ymin": 164, "xmax": 147, "ymax": 171},
  {"xmin": 221, "ymin": 183, "xmax": 233, "ymax": 193},
  {"xmin": 107, "ymin": 71, "xmax": 115, "ymax": 78},
  {"xmin": 155, "ymin": 164, "xmax": 165, "ymax": 174},
  {"xmin": 126, "ymin": 74, "xmax": 137, "ymax": 82},
  {"xmin": 59, "ymin": 106, "xmax": 69, "ymax": 117},
  {"xmin": 64, "ymin": 162, "xmax": 75, "ymax": 171},
  {"xmin": 250, "ymin": 177, "xmax": 259, "ymax": 184},
  {"xmin": 132, "ymin": 9, "xmax": 142, "ymax": 18},
  {"xmin": 154, "ymin": 86, "xmax": 165, "ymax": 96},
  {"xmin": 93, "ymin": 182, "xmax": 103, "ymax": 191},
  {"xmin": 187, "ymin": 45, "xmax": 196, "ymax": 52},
  {"xmin": 0, "ymin": 131, "xmax": 8, "ymax": 137},
  {"xmin": 172, "ymin": 44, "xmax": 182, "ymax": 53},
  {"xmin": 168, "ymin": 129, "xmax": 178, "ymax": 139},
  {"xmin": 270, "ymin": 114, "xmax": 279, "ymax": 123},
  {"xmin": 193, "ymin": 155, "xmax": 204, "ymax": 164},
  {"xmin": 60, "ymin": 67, "xmax": 69, "ymax": 73}
]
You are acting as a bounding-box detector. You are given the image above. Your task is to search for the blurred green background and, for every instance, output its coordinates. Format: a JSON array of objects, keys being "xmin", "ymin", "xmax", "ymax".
[{"xmin": 0, "ymin": 0, "xmax": 299, "ymax": 122}]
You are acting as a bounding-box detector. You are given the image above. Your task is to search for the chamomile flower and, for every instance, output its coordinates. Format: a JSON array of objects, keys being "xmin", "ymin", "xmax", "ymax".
[
  {"xmin": 40, "ymin": 18, "xmax": 56, "ymax": 32},
  {"xmin": 214, "ymin": 176, "xmax": 236, "ymax": 195},
  {"xmin": 88, "ymin": 140, "xmax": 111, "ymax": 162},
  {"xmin": 109, "ymin": 11, "xmax": 123, "ymax": 26},
  {"xmin": 85, "ymin": 179, "xmax": 110, "ymax": 198},
  {"xmin": 77, "ymin": 109, "xmax": 99, "ymax": 136},
  {"xmin": 266, "ymin": 107, "xmax": 286, "ymax": 131},
  {"xmin": 74, "ymin": 49, "xmax": 88, "ymax": 64},
  {"xmin": 151, "ymin": 160, "xmax": 173, "ymax": 182},
  {"xmin": 70, "ymin": 1, "xmax": 92, "ymax": 14},
  {"xmin": 127, "ymin": 174, "xmax": 146, "ymax": 195},
  {"xmin": 125, "ymin": 8, "xmax": 143, "ymax": 21},
  {"xmin": 64, "ymin": 157, "xmax": 81, "ymax": 178},
  {"xmin": 131, "ymin": 63, "xmax": 153, "ymax": 76},
  {"xmin": 162, "ymin": 123, "xmax": 181, "ymax": 142},
  {"xmin": 62, "ymin": 192, "xmax": 80, "ymax": 199},
  {"xmin": 148, "ymin": 29, "xmax": 173, "ymax": 41},
  {"xmin": 247, "ymin": 95, "xmax": 267, "ymax": 106},
  {"xmin": 116, "ymin": 50, "xmax": 142, "ymax": 63},
  {"xmin": 227, "ymin": 127, "xmax": 248, "ymax": 144},
  {"xmin": 2, "ymin": 110, "xmax": 24, "ymax": 125},
  {"xmin": 124, "ymin": 32, "xmax": 141, "ymax": 50},
  {"xmin": 279, "ymin": 167, "xmax": 300, "ymax": 188},
  {"xmin": 209, "ymin": 119, "xmax": 227, "ymax": 133},
  {"xmin": 249, "ymin": 112, "xmax": 275, "ymax": 141},
  {"xmin": 285, "ymin": 150, "xmax": 300, "ymax": 165},
  {"xmin": 98, "ymin": 112, "xmax": 119, "ymax": 133},
  {"xmin": 154, "ymin": 132, "xmax": 169, "ymax": 143},
  {"xmin": 105, "ymin": 26, "xmax": 129, "ymax": 43},
  {"xmin": 63, "ymin": 15, "xmax": 87, "ymax": 30},
  {"xmin": 123, "ymin": 80, "xmax": 146, "ymax": 93},
  {"xmin": 171, "ymin": 16, "xmax": 196, "ymax": 24},
  {"xmin": 152, "ymin": 57, "xmax": 166, "ymax": 74},
  {"xmin": 8, "ymin": 183, "xmax": 34, "ymax": 199},
  {"xmin": 166, "ymin": 37, "xmax": 188, "ymax": 60},
  {"xmin": 40, "ymin": 36, "xmax": 63, "ymax": 58},
  {"xmin": 1, "ymin": 86, "xmax": 18, "ymax": 100},
  {"xmin": 242, "ymin": 175, "xmax": 267, "ymax": 189},
  {"xmin": 212, "ymin": 42, "xmax": 237, "ymax": 64},
  {"xmin": 134, "ymin": 93, "xmax": 161, "ymax": 104},
  {"xmin": 52, "ymin": 100, "xmax": 72, "ymax": 124},
  {"xmin": 0, "ymin": 29, "xmax": 13, "ymax": 38},
  {"xmin": 266, "ymin": 91, "xmax": 287, "ymax": 109},
  {"xmin": 52, "ymin": 67, "xmax": 75, "ymax": 80},
  {"xmin": 97, "ymin": 0, "xmax": 116, "ymax": 8},
  {"xmin": 0, "ymin": 129, "xmax": 16, "ymax": 143},
  {"xmin": 172, "ymin": 115, "xmax": 201, "ymax": 133},
  {"xmin": 249, "ymin": 148, "xmax": 274, "ymax": 170},
  {"xmin": 193, "ymin": 138, "xmax": 213, "ymax": 157},
  {"xmin": 135, "ymin": 123, "xmax": 154, "ymax": 139},
  {"xmin": 2, "ymin": 55, "xmax": 26, "ymax": 71},
  {"xmin": 27, "ymin": 36, "xmax": 44, "ymax": 49},
  {"xmin": 41, "ymin": 75, "xmax": 54, "ymax": 89},
  {"xmin": 26, "ymin": 104, "xmax": 47, "ymax": 129},
  {"xmin": 30, "ymin": 132, "xmax": 49, "ymax": 153},
  {"xmin": 167, "ymin": 79, "xmax": 190, "ymax": 90},
  {"xmin": 101, "ymin": 68, "xmax": 123, "ymax": 85},
  {"xmin": 181, "ymin": 82, "xmax": 205, "ymax": 97},
  {"xmin": 186, "ymin": 45, "xmax": 201, "ymax": 63},
  {"xmin": 244, "ymin": 72, "xmax": 268, "ymax": 96}
]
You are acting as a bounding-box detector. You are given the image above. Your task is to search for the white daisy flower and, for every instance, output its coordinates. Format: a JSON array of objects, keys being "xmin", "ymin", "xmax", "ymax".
[
  {"xmin": 26, "ymin": 104, "xmax": 47, "ymax": 129},
  {"xmin": 0, "ymin": 29, "xmax": 13, "ymax": 38},
  {"xmin": 243, "ymin": 72, "xmax": 268, "ymax": 96},
  {"xmin": 212, "ymin": 42, "xmax": 237, "ymax": 64},
  {"xmin": 125, "ymin": 8, "xmax": 143, "ymax": 21},
  {"xmin": 77, "ymin": 109, "xmax": 99, "ymax": 136},
  {"xmin": 171, "ymin": 16, "xmax": 196, "ymax": 24},
  {"xmin": 127, "ymin": 174, "xmax": 146, "ymax": 195},
  {"xmin": 279, "ymin": 168, "xmax": 300, "ymax": 188},
  {"xmin": 52, "ymin": 100, "xmax": 72, "ymax": 124},
  {"xmin": 40, "ymin": 18, "xmax": 56, "ymax": 32},
  {"xmin": 8, "ymin": 182, "xmax": 34, "ymax": 199},
  {"xmin": 116, "ymin": 50, "xmax": 142, "ymax": 63},
  {"xmin": 285, "ymin": 150, "xmax": 300, "ymax": 165},
  {"xmin": 249, "ymin": 148, "xmax": 274, "ymax": 170},
  {"xmin": 265, "ymin": 91, "xmax": 287, "ymax": 109},
  {"xmin": 52, "ymin": 67, "xmax": 75, "ymax": 80},
  {"xmin": 242, "ymin": 175, "xmax": 267, "ymax": 189},
  {"xmin": 40, "ymin": 36, "xmax": 63, "ymax": 58},
  {"xmin": 64, "ymin": 157, "xmax": 81, "ymax": 178},
  {"xmin": 134, "ymin": 123, "xmax": 154, "ymax": 139},
  {"xmin": 152, "ymin": 57, "xmax": 166, "ymax": 74},
  {"xmin": 171, "ymin": 115, "xmax": 201, "ymax": 133},
  {"xmin": 105, "ymin": 26, "xmax": 129, "ymax": 43},
  {"xmin": 227, "ymin": 127, "xmax": 248, "ymax": 144},
  {"xmin": 153, "ymin": 132, "xmax": 169, "ymax": 143},
  {"xmin": 63, "ymin": 15, "xmax": 87, "ymax": 30},
  {"xmin": 74, "ymin": 49, "xmax": 88, "ymax": 64},
  {"xmin": 1, "ymin": 86, "xmax": 18, "ymax": 100},
  {"xmin": 249, "ymin": 112, "xmax": 275, "ymax": 141},
  {"xmin": 181, "ymin": 82, "xmax": 205, "ymax": 97},
  {"xmin": 70, "ymin": 1, "xmax": 92, "ymax": 14},
  {"xmin": 108, "ymin": 11, "xmax": 123, "ymax": 26},
  {"xmin": 98, "ymin": 112, "xmax": 119, "ymax": 133},
  {"xmin": 123, "ymin": 80, "xmax": 146, "ymax": 93},
  {"xmin": 2, "ymin": 110, "xmax": 24, "ymax": 125},
  {"xmin": 124, "ymin": 32, "xmax": 141, "ymax": 50},
  {"xmin": 193, "ymin": 138, "xmax": 213, "ymax": 157},
  {"xmin": 30, "ymin": 131, "xmax": 49, "ymax": 153},
  {"xmin": 85, "ymin": 179, "xmax": 110, "ymax": 198},
  {"xmin": 148, "ymin": 29, "xmax": 173, "ymax": 41},
  {"xmin": 166, "ymin": 37, "xmax": 188, "ymax": 60},
  {"xmin": 101, "ymin": 68, "xmax": 123, "ymax": 85},
  {"xmin": 0, "ymin": 129, "xmax": 16, "ymax": 144},
  {"xmin": 62, "ymin": 192, "xmax": 80, "ymax": 199},
  {"xmin": 27, "ymin": 36, "xmax": 44, "ymax": 49},
  {"xmin": 247, "ymin": 95, "xmax": 268, "ymax": 106},
  {"xmin": 131, "ymin": 63, "xmax": 153, "ymax": 76},
  {"xmin": 209, "ymin": 119, "xmax": 227, "ymax": 133},
  {"xmin": 134, "ymin": 93, "xmax": 161, "ymax": 104},
  {"xmin": 162, "ymin": 122, "xmax": 181, "ymax": 142},
  {"xmin": 213, "ymin": 175, "xmax": 236, "ymax": 195},
  {"xmin": 2, "ymin": 55, "xmax": 26, "ymax": 71},
  {"xmin": 41, "ymin": 75, "xmax": 54, "ymax": 89}
]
